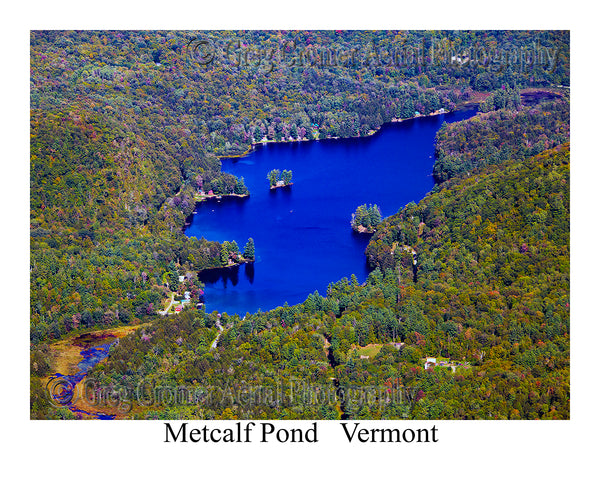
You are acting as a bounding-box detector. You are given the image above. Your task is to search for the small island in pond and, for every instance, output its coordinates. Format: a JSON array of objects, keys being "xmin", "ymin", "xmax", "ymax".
[
  {"xmin": 351, "ymin": 204, "xmax": 382, "ymax": 233},
  {"xmin": 268, "ymin": 169, "xmax": 293, "ymax": 189},
  {"xmin": 219, "ymin": 238, "xmax": 255, "ymax": 268}
]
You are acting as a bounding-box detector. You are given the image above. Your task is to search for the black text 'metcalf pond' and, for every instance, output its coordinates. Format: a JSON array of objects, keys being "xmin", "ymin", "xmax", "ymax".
[{"xmin": 185, "ymin": 109, "xmax": 476, "ymax": 315}]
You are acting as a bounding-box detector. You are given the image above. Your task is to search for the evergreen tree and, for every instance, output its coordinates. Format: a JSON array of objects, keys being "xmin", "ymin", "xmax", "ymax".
[
  {"xmin": 368, "ymin": 204, "xmax": 382, "ymax": 228},
  {"xmin": 282, "ymin": 170, "xmax": 293, "ymax": 185},
  {"xmin": 268, "ymin": 169, "xmax": 281, "ymax": 187},
  {"xmin": 220, "ymin": 241, "xmax": 231, "ymax": 266},
  {"xmin": 351, "ymin": 204, "xmax": 380, "ymax": 232},
  {"xmin": 243, "ymin": 238, "xmax": 255, "ymax": 260},
  {"xmin": 234, "ymin": 176, "xmax": 248, "ymax": 195},
  {"xmin": 351, "ymin": 204, "xmax": 368, "ymax": 230},
  {"xmin": 167, "ymin": 261, "xmax": 179, "ymax": 291}
]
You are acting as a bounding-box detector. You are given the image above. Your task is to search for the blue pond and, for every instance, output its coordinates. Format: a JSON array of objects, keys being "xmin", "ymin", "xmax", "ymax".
[{"xmin": 185, "ymin": 109, "xmax": 476, "ymax": 315}]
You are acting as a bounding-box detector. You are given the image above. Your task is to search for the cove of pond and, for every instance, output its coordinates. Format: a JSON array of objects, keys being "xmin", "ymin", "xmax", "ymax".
[{"xmin": 185, "ymin": 109, "xmax": 477, "ymax": 316}]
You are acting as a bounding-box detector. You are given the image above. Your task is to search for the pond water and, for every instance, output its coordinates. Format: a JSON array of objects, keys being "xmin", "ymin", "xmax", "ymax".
[{"xmin": 185, "ymin": 109, "xmax": 477, "ymax": 315}]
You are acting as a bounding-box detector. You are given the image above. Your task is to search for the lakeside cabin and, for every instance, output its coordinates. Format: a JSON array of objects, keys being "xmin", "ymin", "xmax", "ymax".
[{"xmin": 424, "ymin": 357, "xmax": 437, "ymax": 370}]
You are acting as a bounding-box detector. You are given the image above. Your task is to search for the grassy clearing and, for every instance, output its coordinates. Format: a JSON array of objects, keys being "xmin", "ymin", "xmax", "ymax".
[{"xmin": 353, "ymin": 344, "xmax": 383, "ymax": 358}]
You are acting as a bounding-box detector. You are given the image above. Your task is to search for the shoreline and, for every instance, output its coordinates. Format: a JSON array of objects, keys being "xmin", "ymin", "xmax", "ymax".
[
  {"xmin": 218, "ymin": 105, "xmax": 474, "ymax": 162},
  {"xmin": 210, "ymin": 86, "xmax": 560, "ymax": 178},
  {"xmin": 193, "ymin": 192, "xmax": 250, "ymax": 202},
  {"xmin": 184, "ymin": 193, "xmax": 250, "ymax": 229},
  {"xmin": 198, "ymin": 258, "xmax": 255, "ymax": 274},
  {"xmin": 184, "ymin": 104, "xmax": 480, "ymax": 235},
  {"xmin": 219, "ymin": 87, "xmax": 554, "ymax": 163},
  {"xmin": 270, "ymin": 182, "xmax": 293, "ymax": 190},
  {"xmin": 352, "ymin": 225, "xmax": 377, "ymax": 234},
  {"xmin": 185, "ymin": 102, "xmax": 480, "ymax": 296}
]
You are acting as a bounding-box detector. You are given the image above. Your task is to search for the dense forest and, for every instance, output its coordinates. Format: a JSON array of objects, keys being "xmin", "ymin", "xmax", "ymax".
[
  {"xmin": 432, "ymin": 96, "xmax": 569, "ymax": 182},
  {"xmin": 30, "ymin": 30, "xmax": 569, "ymax": 420},
  {"xmin": 65, "ymin": 144, "xmax": 566, "ymax": 421}
]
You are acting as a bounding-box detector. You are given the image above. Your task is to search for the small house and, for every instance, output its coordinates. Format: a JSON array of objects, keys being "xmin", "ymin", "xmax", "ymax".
[{"xmin": 424, "ymin": 357, "xmax": 437, "ymax": 370}]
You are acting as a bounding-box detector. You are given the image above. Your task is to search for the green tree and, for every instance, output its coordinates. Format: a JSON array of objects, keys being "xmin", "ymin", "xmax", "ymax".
[
  {"xmin": 167, "ymin": 261, "xmax": 179, "ymax": 291},
  {"xmin": 368, "ymin": 204, "xmax": 382, "ymax": 228},
  {"xmin": 351, "ymin": 204, "xmax": 368, "ymax": 230},
  {"xmin": 234, "ymin": 176, "xmax": 248, "ymax": 195},
  {"xmin": 282, "ymin": 170, "xmax": 293, "ymax": 185},
  {"xmin": 243, "ymin": 238, "xmax": 255, "ymax": 260},
  {"xmin": 268, "ymin": 169, "xmax": 281, "ymax": 187},
  {"xmin": 220, "ymin": 241, "xmax": 231, "ymax": 266},
  {"xmin": 351, "ymin": 204, "xmax": 380, "ymax": 232}
]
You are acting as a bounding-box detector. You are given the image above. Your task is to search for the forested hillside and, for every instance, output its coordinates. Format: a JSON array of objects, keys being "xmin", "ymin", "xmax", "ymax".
[
  {"xmin": 433, "ymin": 96, "xmax": 569, "ymax": 182},
  {"xmin": 67, "ymin": 144, "xmax": 568, "ymax": 421}
]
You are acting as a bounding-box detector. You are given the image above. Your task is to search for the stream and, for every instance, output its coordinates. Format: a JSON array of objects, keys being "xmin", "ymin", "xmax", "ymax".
[{"xmin": 47, "ymin": 333, "xmax": 117, "ymax": 419}]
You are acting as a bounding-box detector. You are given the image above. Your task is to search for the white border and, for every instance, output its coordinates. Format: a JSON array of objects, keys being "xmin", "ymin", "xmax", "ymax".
[{"xmin": 7, "ymin": 1, "xmax": 598, "ymax": 478}]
